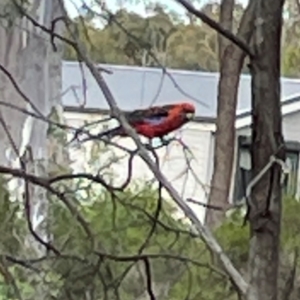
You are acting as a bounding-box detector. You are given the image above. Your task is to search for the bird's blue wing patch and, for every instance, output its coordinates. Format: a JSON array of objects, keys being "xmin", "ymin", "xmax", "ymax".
[{"xmin": 143, "ymin": 116, "xmax": 167, "ymax": 125}]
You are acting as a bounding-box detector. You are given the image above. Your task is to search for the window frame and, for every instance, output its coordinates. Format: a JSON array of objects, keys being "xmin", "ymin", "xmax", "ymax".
[{"xmin": 233, "ymin": 135, "xmax": 300, "ymax": 203}]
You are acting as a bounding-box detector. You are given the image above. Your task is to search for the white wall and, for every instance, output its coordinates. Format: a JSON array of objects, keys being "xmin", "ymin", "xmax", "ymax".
[
  {"xmin": 238, "ymin": 110, "xmax": 300, "ymax": 139},
  {"xmin": 64, "ymin": 111, "xmax": 214, "ymax": 223}
]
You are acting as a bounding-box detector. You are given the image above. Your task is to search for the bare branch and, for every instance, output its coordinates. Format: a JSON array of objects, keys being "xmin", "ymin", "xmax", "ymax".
[
  {"xmin": 174, "ymin": 0, "xmax": 255, "ymax": 58},
  {"xmin": 143, "ymin": 258, "xmax": 155, "ymax": 300},
  {"xmin": 49, "ymin": 1, "xmax": 250, "ymax": 294},
  {"xmin": 0, "ymin": 164, "xmax": 94, "ymax": 248}
]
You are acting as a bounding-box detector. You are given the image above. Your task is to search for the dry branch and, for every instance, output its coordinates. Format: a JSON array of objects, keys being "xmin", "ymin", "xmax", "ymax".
[
  {"xmin": 47, "ymin": 2, "xmax": 250, "ymax": 295},
  {"xmin": 174, "ymin": 0, "xmax": 255, "ymax": 57},
  {"xmin": 204, "ymin": 0, "xmax": 256, "ymax": 227},
  {"xmin": 4, "ymin": 0, "xmax": 251, "ymax": 295}
]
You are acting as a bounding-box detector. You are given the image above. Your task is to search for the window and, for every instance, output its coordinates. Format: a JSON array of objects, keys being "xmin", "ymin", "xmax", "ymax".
[
  {"xmin": 234, "ymin": 146, "xmax": 252, "ymax": 201},
  {"xmin": 284, "ymin": 151, "xmax": 299, "ymax": 196},
  {"xmin": 233, "ymin": 136, "xmax": 300, "ymax": 202}
]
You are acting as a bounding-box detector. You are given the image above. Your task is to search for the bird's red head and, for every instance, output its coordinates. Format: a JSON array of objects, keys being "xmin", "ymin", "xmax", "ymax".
[
  {"xmin": 179, "ymin": 102, "xmax": 196, "ymax": 120},
  {"xmin": 179, "ymin": 102, "xmax": 196, "ymax": 113}
]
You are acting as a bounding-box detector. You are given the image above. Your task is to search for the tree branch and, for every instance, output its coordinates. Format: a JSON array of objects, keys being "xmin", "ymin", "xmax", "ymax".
[
  {"xmin": 174, "ymin": 0, "xmax": 255, "ymax": 58},
  {"xmin": 11, "ymin": 0, "xmax": 250, "ymax": 294},
  {"xmin": 51, "ymin": 1, "xmax": 250, "ymax": 295},
  {"xmin": 218, "ymin": 0, "xmax": 234, "ymax": 63}
]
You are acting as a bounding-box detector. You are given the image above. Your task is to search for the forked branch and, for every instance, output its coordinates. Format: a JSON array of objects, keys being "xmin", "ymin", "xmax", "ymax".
[{"xmin": 51, "ymin": 0, "xmax": 250, "ymax": 295}]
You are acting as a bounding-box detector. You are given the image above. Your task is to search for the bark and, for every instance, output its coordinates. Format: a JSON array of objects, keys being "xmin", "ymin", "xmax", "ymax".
[
  {"xmin": 218, "ymin": 0, "xmax": 234, "ymax": 62},
  {"xmin": 246, "ymin": 0, "xmax": 285, "ymax": 299},
  {"xmin": 0, "ymin": 0, "xmax": 65, "ymax": 256},
  {"xmin": 205, "ymin": 0, "xmax": 255, "ymax": 228},
  {"xmin": 26, "ymin": 1, "xmax": 66, "ymax": 255},
  {"xmin": 0, "ymin": 4, "xmax": 28, "ymax": 164}
]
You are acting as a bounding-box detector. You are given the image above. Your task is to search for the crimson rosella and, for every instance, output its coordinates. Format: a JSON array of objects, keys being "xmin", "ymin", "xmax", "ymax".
[{"xmin": 84, "ymin": 102, "xmax": 195, "ymax": 142}]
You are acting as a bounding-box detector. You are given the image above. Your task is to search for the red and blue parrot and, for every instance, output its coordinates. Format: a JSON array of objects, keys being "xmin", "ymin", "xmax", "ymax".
[{"xmin": 83, "ymin": 102, "xmax": 196, "ymax": 142}]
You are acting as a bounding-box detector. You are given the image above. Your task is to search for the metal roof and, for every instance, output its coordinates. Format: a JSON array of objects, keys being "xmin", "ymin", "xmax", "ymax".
[{"xmin": 62, "ymin": 60, "xmax": 300, "ymax": 118}]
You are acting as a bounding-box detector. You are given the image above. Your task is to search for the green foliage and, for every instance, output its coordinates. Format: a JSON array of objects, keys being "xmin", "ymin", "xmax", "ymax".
[
  {"xmin": 273, "ymin": 0, "xmax": 300, "ymax": 77},
  {"xmin": 0, "ymin": 1, "xmax": 30, "ymax": 29},
  {"xmin": 282, "ymin": 44, "xmax": 300, "ymax": 77},
  {"xmin": 1, "ymin": 162, "xmax": 300, "ymax": 299},
  {"xmin": 214, "ymin": 197, "xmax": 300, "ymax": 280},
  {"xmin": 0, "ymin": 169, "xmax": 234, "ymax": 299},
  {"xmin": 281, "ymin": 196, "xmax": 300, "ymax": 251},
  {"xmin": 62, "ymin": 3, "xmax": 245, "ymax": 72},
  {"xmin": 1, "ymin": 1, "xmax": 300, "ymax": 297},
  {"xmin": 62, "ymin": 1, "xmax": 300, "ymax": 76},
  {"xmin": 0, "ymin": 177, "xmax": 27, "ymax": 256},
  {"xmin": 215, "ymin": 210, "xmax": 249, "ymax": 266},
  {"xmin": 47, "ymin": 184, "xmax": 206, "ymax": 299}
]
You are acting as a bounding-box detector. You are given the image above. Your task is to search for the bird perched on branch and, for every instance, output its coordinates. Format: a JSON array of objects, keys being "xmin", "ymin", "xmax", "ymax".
[{"xmin": 83, "ymin": 102, "xmax": 196, "ymax": 143}]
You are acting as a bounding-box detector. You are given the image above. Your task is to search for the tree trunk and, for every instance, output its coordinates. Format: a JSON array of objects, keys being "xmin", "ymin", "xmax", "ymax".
[
  {"xmin": 0, "ymin": 6, "xmax": 28, "ymax": 165},
  {"xmin": 0, "ymin": 0, "xmax": 65, "ymax": 253},
  {"xmin": 47, "ymin": 1, "xmax": 69, "ymax": 169},
  {"xmin": 247, "ymin": 0, "xmax": 285, "ymax": 299},
  {"xmin": 205, "ymin": 0, "xmax": 255, "ymax": 228},
  {"xmin": 26, "ymin": 0, "xmax": 66, "ymax": 255},
  {"xmin": 218, "ymin": 0, "xmax": 234, "ymax": 62}
]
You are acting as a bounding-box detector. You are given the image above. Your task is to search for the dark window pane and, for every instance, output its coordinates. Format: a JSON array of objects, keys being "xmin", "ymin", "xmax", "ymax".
[{"xmin": 284, "ymin": 151, "xmax": 299, "ymax": 196}]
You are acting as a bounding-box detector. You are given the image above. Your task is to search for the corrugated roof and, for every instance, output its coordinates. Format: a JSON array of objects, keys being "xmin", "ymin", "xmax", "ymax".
[{"xmin": 62, "ymin": 60, "xmax": 300, "ymax": 118}]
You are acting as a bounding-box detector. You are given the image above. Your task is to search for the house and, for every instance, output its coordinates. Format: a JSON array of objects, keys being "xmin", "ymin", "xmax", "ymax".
[{"xmin": 61, "ymin": 60, "xmax": 300, "ymax": 223}]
